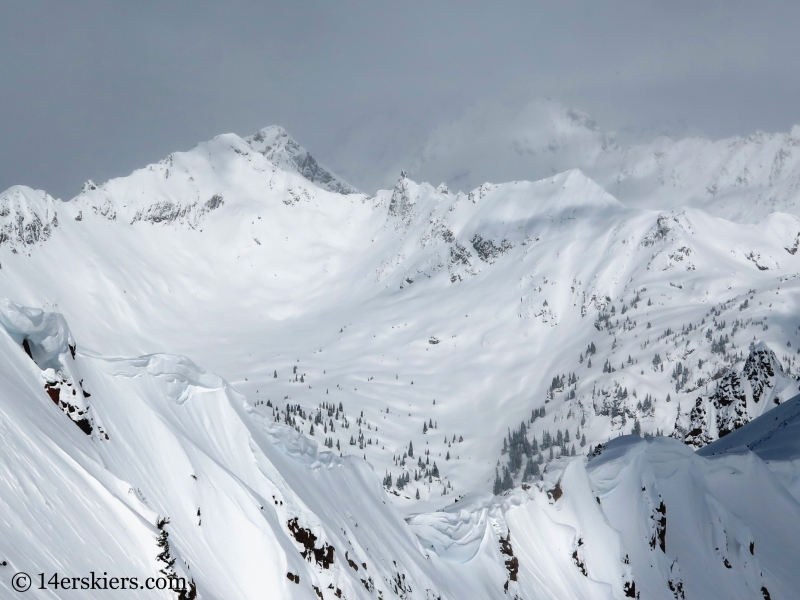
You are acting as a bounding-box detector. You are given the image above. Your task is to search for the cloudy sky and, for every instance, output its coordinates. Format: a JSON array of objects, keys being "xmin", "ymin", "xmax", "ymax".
[{"xmin": 3, "ymin": 1, "xmax": 800, "ymax": 198}]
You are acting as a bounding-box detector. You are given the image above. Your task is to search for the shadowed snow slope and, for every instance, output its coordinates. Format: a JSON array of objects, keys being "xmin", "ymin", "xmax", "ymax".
[
  {"xmin": 700, "ymin": 392, "xmax": 800, "ymax": 503},
  {"xmin": 700, "ymin": 392, "xmax": 800, "ymax": 461}
]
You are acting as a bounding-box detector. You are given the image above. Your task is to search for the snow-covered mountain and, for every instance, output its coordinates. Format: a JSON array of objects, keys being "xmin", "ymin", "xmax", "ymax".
[
  {"xmin": 2, "ymin": 122, "xmax": 800, "ymax": 598},
  {"xmin": 406, "ymin": 98, "xmax": 800, "ymax": 223},
  {"xmin": 246, "ymin": 125, "xmax": 359, "ymax": 195}
]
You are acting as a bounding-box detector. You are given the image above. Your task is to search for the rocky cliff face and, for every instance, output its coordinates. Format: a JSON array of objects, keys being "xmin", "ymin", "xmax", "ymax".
[
  {"xmin": 679, "ymin": 343, "xmax": 796, "ymax": 448},
  {"xmin": 0, "ymin": 186, "xmax": 59, "ymax": 251},
  {"xmin": 246, "ymin": 125, "xmax": 359, "ymax": 195}
]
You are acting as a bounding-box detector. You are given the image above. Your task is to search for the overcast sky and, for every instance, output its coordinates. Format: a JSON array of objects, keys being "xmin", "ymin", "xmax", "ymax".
[{"xmin": 3, "ymin": 1, "xmax": 800, "ymax": 198}]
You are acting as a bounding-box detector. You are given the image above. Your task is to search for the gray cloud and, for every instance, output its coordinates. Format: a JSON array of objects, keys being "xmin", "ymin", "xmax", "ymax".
[{"xmin": 2, "ymin": 1, "xmax": 800, "ymax": 198}]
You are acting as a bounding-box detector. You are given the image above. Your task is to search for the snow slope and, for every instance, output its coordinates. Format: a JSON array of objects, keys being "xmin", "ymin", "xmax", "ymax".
[
  {"xmin": 2, "ymin": 123, "xmax": 800, "ymax": 597},
  {"xmin": 410, "ymin": 434, "xmax": 800, "ymax": 600},
  {"xmin": 0, "ymin": 299, "xmax": 451, "ymax": 599},
  {"xmin": 700, "ymin": 392, "xmax": 800, "ymax": 503},
  {"xmin": 700, "ymin": 392, "xmax": 800, "ymax": 462},
  {"xmin": 6, "ymin": 298, "xmax": 800, "ymax": 599}
]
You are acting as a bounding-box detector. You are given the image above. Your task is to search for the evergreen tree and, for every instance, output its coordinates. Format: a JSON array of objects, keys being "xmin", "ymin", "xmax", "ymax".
[
  {"xmin": 502, "ymin": 467, "xmax": 513, "ymax": 492},
  {"xmin": 522, "ymin": 458, "xmax": 535, "ymax": 482},
  {"xmin": 416, "ymin": 488, "xmax": 420, "ymax": 500},
  {"xmin": 493, "ymin": 469, "xmax": 502, "ymax": 495},
  {"xmin": 408, "ymin": 441, "xmax": 414, "ymax": 457},
  {"xmin": 273, "ymin": 370, "xmax": 277, "ymax": 378}
]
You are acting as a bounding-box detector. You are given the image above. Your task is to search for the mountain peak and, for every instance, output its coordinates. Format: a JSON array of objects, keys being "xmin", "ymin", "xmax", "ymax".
[
  {"xmin": 0, "ymin": 185, "xmax": 59, "ymax": 250},
  {"xmin": 245, "ymin": 125, "xmax": 359, "ymax": 195}
]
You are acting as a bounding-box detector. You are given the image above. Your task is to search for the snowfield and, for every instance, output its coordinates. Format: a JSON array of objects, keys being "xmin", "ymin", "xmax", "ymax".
[{"xmin": 1, "ymin": 122, "xmax": 800, "ymax": 598}]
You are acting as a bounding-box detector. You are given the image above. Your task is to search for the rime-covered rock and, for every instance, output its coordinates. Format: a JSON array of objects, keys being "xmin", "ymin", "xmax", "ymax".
[
  {"xmin": 742, "ymin": 342, "xmax": 784, "ymax": 404},
  {"xmin": 388, "ymin": 172, "xmax": 417, "ymax": 225},
  {"xmin": 0, "ymin": 186, "xmax": 59, "ymax": 250},
  {"xmin": 246, "ymin": 125, "xmax": 358, "ymax": 195}
]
